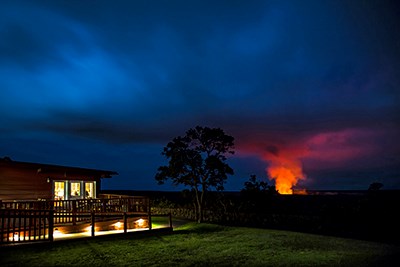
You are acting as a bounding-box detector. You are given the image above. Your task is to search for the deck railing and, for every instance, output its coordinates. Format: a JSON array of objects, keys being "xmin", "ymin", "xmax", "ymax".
[
  {"xmin": 0, "ymin": 196, "xmax": 161, "ymax": 244},
  {"xmin": 0, "ymin": 209, "xmax": 54, "ymax": 243}
]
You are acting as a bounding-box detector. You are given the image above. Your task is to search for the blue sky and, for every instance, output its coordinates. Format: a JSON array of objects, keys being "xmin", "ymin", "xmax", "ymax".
[{"xmin": 1, "ymin": 0, "xmax": 399, "ymax": 191}]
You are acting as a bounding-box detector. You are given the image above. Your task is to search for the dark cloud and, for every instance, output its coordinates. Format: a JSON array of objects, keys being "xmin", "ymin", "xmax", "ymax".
[{"xmin": 1, "ymin": 0, "xmax": 399, "ymax": 190}]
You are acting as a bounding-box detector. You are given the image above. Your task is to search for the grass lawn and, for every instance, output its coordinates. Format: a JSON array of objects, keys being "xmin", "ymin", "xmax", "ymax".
[{"xmin": 1, "ymin": 218, "xmax": 398, "ymax": 266}]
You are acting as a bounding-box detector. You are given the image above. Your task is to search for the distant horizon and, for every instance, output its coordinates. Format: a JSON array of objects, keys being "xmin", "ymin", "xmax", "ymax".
[
  {"xmin": 101, "ymin": 188, "xmax": 400, "ymax": 192},
  {"xmin": 100, "ymin": 186, "xmax": 400, "ymax": 193}
]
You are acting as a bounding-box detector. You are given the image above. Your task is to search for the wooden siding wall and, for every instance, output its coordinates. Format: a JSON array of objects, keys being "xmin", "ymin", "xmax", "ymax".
[{"xmin": 0, "ymin": 167, "xmax": 52, "ymax": 201}]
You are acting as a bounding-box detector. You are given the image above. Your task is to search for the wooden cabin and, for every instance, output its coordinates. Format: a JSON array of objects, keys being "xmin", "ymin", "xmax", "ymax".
[
  {"xmin": 0, "ymin": 157, "xmax": 118, "ymax": 201},
  {"xmin": 0, "ymin": 157, "xmax": 174, "ymax": 245}
]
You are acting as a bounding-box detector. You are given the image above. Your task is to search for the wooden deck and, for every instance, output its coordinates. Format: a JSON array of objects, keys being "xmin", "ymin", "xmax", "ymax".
[{"xmin": 0, "ymin": 196, "xmax": 170, "ymax": 244}]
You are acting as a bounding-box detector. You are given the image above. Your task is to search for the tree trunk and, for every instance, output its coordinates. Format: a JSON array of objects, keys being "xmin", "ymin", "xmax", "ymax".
[
  {"xmin": 194, "ymin": 187, "xmax": 203, "ymax": 223},
  {"xmin": 197, "ymin": 202, "xmax": 203, "ymax": 223}
]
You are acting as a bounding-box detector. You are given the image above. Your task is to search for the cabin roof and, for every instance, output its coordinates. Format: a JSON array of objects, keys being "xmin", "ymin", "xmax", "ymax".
[{"xmin": 0, "ymin": 157, "xmax": 118, "ymax": 178}]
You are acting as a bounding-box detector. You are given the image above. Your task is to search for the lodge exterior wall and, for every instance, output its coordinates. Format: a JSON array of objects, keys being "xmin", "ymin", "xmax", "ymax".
[{"xmin": 0, "ymin": 166, "xmax": 52, "ymax": 201}]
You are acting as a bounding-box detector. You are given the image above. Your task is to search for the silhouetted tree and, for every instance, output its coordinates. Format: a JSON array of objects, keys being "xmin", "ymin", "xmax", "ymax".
[
  {"xmin": 241, "ymin": 175, "xmax": 278, "ymax": 212},
  {"xmin": 242, "ymin": 174, "xmax": 276, "ymax": 193},
  {"xmin": 155, "ymin": 126, "xmax": 235, "ymax": 222},
  {"xmin": 368, "ymin": 182, "xmax": 383, "ymax": 191}
]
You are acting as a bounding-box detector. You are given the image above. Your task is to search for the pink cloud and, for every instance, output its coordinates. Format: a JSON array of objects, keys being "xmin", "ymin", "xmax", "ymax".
[{"xmin": 303, "ymin": 128, "xmax": 384, "ymax": 170}]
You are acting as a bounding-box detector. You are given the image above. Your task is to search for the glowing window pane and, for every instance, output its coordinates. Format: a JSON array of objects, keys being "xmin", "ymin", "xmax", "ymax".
[
  {"xmin": 71, "ymin": 182, "xmax": 81, "ymax": 196},
  {"xmin": 54, "ymin": 182, "xmax": 65, "ymax": 200},
  {"xmin": 85, "ymin": 182, "xmax": 95, "ymax": 198}
]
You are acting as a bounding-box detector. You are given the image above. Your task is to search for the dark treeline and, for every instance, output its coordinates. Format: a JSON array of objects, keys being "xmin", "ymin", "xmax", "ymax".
[{"xmin": 102, "ymin": 189, "xmax": 400, "ymax": 244}]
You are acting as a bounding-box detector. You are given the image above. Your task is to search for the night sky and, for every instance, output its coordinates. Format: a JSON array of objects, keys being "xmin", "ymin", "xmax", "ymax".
[{"xmin": 1, "ymin": 0, "xmax": 399, "ymax": 192}]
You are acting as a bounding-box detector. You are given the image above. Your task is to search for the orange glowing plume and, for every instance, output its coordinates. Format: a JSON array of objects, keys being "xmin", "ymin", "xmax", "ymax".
[
  {"xmin": 267, "ymin": 163, "xmax": 305, "ymax": 194},
  {"xmin": 237, "ymin": 136, "xmax": 308, "ymax": 195},
  {"xmin": 264, "ymin": 146, "xmax": 306, "ymax": 194}
]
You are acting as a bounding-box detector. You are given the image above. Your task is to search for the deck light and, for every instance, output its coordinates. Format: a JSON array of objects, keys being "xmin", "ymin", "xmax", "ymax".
[
  {"xmin": 136, "ymin": 218, "xmax": 145, "ymax": 227},
  {"xmin": 112, "ymin": 221, "xmax": 123, "ymax": 230},
  {"xmin": 53, "ymin": 228, "xmax": 64, "ymax": 237},
  {"xmin": 84, "ymin": 225, "xmax": 98, "ymax": 232},
  {"xmin": 13, "ymin": 233, "xmax": 19, "ymax": 241}
]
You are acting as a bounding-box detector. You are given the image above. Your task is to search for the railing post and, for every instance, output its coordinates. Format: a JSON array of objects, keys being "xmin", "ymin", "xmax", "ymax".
[
  {"xmin": 102, "ymin": 199, "xmax": 107, "ymax": 213},
  {"xmin": 124, "ymin": 212, "xmax": 127, "ymax": 233},
  {"xmin": 0, "ymin": 209, "xmax": 5, "ymax": 244},
  {"xmin": 91, "ymin": 212, "xmax": 95, "ymax": 237},
  {"xmin": 48, "ymin": 210, "xmax": 54, "ymax": 242},
  {"xmin": 148, "ymin": 198, "xmax": 152, "ymax": 230},
  {"xmin": 72, "ymin": 200, "xmax": 77, "ymax": 225}
]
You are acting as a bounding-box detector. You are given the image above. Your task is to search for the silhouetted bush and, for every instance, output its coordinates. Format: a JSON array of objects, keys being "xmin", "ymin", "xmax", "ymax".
[{"xmin": 150, "ymin": 190, "xmax": 400, "ymax": 244}]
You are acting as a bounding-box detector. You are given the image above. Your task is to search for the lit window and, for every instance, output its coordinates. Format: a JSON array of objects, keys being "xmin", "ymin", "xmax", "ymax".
[
  {"xmin": 85, "ymin": 182, "xmax": 95, "ymax": 198},
  {"xmin": 54, "ymin": 182, "xmax": 65, "ymax": 200},
  {"xmin": 70, "ymin": 182, "xmax": 81, "ymax": 197}
]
